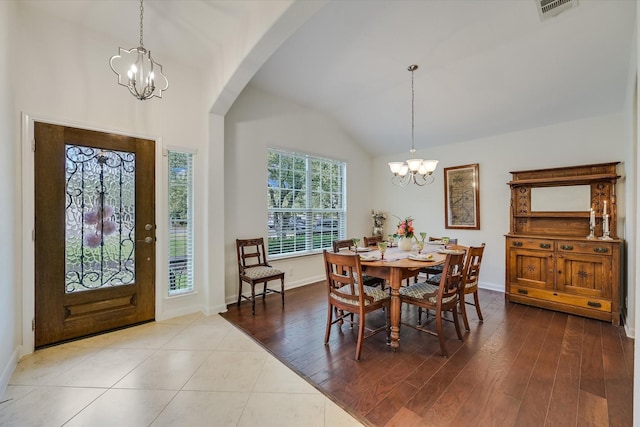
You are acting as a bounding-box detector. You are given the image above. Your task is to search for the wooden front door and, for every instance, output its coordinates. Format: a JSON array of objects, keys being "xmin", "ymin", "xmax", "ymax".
[{"xmin": 34, "ymin": 122, "xmax": 156, "ymax": 348}]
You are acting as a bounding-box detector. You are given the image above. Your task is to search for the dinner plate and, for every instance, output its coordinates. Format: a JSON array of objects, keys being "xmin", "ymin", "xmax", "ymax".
[
  {"xmin": 354, "ymin": 247, "xmax": 371, "ymax": 252},
  {"xmin": 437, "ymin": 248, "xmax": 465, "ymax": 255},
  {"xmin": 427, "ymin": 240, "xmax": 445, "ymax": 245},
  {"xmin": 359, "ymin": 254, "xmax": 380, "ymax": 261},
  {"xmin": 407, "ymin": 253, "xmax": 434, "ymax": 261}
]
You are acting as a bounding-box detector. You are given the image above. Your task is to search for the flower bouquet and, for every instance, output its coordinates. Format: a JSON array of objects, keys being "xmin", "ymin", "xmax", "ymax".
[{"xmin": 395, "ymin": 216, "xmax": 414, "ymax": 239}]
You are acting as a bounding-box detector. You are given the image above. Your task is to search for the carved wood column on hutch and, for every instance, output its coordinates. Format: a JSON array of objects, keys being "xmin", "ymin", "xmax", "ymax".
[{"xmin": 505, "ymin": 162, "xmax": 623, "ymax": 325}]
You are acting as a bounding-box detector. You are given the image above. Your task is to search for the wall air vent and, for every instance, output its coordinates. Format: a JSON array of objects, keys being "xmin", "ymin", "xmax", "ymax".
[{"xmin": 536, "ymin": 0, "xmax": 578, "ymax": 21}]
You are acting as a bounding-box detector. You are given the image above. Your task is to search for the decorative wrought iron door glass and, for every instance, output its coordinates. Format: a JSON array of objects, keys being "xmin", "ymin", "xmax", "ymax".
[{"xmin": 65, "ymin": 145, "xmax": 136, "ymax": 292}]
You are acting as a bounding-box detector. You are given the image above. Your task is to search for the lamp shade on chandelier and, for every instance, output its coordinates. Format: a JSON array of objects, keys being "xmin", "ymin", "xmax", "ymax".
[
  {"xmin": 388, "ymin": 65, "xmax": 438, "ymax": 186},
  {"xmin": 109, "ymin": 0, "xmax": 168, "ymax": 100}
]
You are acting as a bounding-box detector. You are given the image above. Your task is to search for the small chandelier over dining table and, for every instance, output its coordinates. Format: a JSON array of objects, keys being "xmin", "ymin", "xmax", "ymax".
[
  {"xmin": 388, "ymin": 65, "xmax": 438, "ymax": 186},
  {"xmin": 109, "ymin": 0, "xmax": 168, "ymax": 100}
]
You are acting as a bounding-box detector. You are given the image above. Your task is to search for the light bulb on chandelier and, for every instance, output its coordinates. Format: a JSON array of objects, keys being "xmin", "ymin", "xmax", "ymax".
[{"xmin": 388, "ymin": 65, "xmax": 438, "ymax": 186}]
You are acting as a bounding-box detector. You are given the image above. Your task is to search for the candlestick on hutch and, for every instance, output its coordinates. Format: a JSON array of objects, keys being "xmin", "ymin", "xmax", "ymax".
[
  {"xmin": 587, "ymin": 207, "xmax": 595, "ymax": 239},
  {"xmin": 600, "ymin": 213, "xmax": 613, "ymax": 240}
]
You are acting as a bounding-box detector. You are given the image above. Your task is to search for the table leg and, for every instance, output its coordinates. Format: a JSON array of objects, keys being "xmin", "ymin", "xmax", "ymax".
[{"xmin": 389, "ymin": 268, "xmax": 402, "ymax": 349}]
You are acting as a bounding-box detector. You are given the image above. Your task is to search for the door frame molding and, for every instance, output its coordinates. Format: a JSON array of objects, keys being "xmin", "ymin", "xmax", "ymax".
[{"xmin": 21, "ymin": 113, "xmax": 164, "ymax": 356}]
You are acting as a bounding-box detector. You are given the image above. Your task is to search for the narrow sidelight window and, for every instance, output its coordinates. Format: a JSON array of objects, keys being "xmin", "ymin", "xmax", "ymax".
[{"xmin": 168, "ymin": 150, "xmax": 194, "ymax": 295}]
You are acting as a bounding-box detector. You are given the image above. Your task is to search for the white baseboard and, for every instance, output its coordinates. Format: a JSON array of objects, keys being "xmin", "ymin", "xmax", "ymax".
[
  {"xmin": 226, "ymin": 275, "xmax": 325, "ymax": 306},
  {"xmin": 0, "ymin": 346, "xmax": 20, "ymax": 399},
  {"xmin": 478, "ymin": 281, "xmax": 504, "ymax": 293},
  {"xmin": 624, "ymin": 323, "xmax": 635, "ymax": 338}
]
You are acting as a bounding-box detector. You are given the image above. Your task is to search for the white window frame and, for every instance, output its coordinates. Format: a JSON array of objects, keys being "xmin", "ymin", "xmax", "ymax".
[
  {"xmin": 166, "ymin": 147, "xmax": 196, "ymax": 296},
  {"xmin": 267, "ymin": 148, "xmax": 346, "ymax": 258}
]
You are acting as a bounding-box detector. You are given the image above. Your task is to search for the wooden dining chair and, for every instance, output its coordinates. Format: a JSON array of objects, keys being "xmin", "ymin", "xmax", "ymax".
[
  {"xmin": 400, "ymin": 252, "xmax": 465, "ymax": 357},
  {"xmin": 333, "ymin": 239, "xmax": 385, "ymax": 289},
  {"xmin": 417, "ymin": 236, "xmax": 459, "ymax": 283},
  {"xmin": 323, "ymin": 250, "xmax": 390, "ymax": 360},
  {"xmin": 236, "ymin": 238, "xmax": 285, "ymax": 315},
  {"xmin": 363, "ymin": 235, "xmax": 382, "ymax": 247},
  {"xmin": 459, "ymin": 243, "xmax": 486, "ymax": 331}
]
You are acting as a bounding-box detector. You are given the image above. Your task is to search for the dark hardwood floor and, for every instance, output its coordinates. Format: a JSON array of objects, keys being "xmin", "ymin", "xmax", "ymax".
[{"xmin": 221, "ymin": 282, "xmax": 633, "ymax": 427}]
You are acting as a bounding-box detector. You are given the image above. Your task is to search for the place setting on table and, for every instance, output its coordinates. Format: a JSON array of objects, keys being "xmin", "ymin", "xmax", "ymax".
[{"xmin": 349, "ymin": 236, "xmax": 463, "ymax": 264}]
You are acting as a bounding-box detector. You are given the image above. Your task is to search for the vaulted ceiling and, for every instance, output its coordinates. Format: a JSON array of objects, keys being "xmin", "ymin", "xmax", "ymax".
[{"xmin": 24, "ymin": 0, "xmax": 636, "ymax": 156}]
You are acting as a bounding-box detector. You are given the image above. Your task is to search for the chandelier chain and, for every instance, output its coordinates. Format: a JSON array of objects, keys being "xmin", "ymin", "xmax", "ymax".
[
  {"xmin": 387, "ymin": 64, "xmax": 438, "ymax": 186},
  {"xmin": 139, "ymin": 0, "xmax": 144, "ymax": 47},
  {"xmin": 411, "ymin": 66, "xmax": 415, "ymax": 152}
]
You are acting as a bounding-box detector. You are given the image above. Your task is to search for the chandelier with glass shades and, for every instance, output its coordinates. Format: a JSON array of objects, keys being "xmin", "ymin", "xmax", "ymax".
[
  {"xmin": 109, "ymin": 0, "xmax": 168, "ymax": 100},
  {"xmin": 388, "ymin": 65, "xmax": 438, "ymax": 186}
]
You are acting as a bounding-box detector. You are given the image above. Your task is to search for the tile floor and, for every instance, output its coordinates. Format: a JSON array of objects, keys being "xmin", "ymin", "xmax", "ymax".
[{"xmin": 0, "ymin": 313, "xmax": 364, "ymax": 427}]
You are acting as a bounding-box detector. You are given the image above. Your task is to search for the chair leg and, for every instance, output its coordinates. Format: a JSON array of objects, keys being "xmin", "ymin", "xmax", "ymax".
[
  {"xmin": 325, "ymin": 303, "xmax": 333, "ymax": 345},
  {"xmin": 435, "ymin": 311, "xmax": 448, "ymax": 358},
  {"xmin": 251, "ymin": 284, "xmax": 256, "ymax": 315},
  {"xmin": 473, "ymin": 291, "xmax": 483, "ymax": 322},
  {"xmin": 452, "ymin": 308, "xmax": 464, "ymax": 341},
  {"xmin": 237, "ymin": 280, "xmax": 243, "ymax": 307},
  {"xmin": 280, "ymin": 277, "xmax": 285, "ymax": 307},
  {"xmin": 460, "ymin": 294, "xmax": 470, "ymax": 332},
  {"xmin": 355, "ymin": 312, "xmax": 366, "ymax": 360}
]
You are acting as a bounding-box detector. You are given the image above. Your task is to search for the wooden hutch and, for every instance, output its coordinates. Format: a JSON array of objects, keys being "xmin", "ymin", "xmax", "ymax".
[{"xmin": 505, "ymin": 162, "xmax": 623, "ymax": 325}]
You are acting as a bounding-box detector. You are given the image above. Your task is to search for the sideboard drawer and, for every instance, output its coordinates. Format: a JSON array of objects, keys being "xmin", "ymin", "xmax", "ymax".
[
  {"xmin": 507, "ymin": 237, "xmax": 554, "ymax": 251},
  {"xmin": 556, "ymin": 241, "xmax": 613, "ymax": 256},
  {"xmin": 510, "ymin": 285, "xmax": 611, "ymax": 313}
]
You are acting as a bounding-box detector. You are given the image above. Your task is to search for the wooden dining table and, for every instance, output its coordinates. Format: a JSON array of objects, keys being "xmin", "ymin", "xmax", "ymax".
[{"xmin": 352, "ymin": 245, "xmax": 449, "ymax": 350}]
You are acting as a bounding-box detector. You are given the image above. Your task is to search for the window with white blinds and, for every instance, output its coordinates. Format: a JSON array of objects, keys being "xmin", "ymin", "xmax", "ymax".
[
  {"xmin": 168, "ymin": 150, "xmax": 194, "ymax": 295},
  {"xmin": 267, "ymin": 148, "xmax": 346, "ymax": 257}
]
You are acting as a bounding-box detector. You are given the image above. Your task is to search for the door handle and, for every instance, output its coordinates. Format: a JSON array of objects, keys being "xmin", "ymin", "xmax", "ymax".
[{"xmin": 137, "ymin": 236, "xmax": 154, "ymax": 244}]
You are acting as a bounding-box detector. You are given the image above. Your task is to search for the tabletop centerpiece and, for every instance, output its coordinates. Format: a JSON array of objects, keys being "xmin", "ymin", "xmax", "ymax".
[{"xmin": 394, "ymin": 216, "xmax": 415, "ymax": 251}]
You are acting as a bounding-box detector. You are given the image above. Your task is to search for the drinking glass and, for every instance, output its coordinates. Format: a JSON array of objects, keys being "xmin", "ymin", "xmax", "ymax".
[
  {"xmin": 352, "ymin": 238, "xmax": 360, "ymax": 254},
  {"xmin": 377, "ymin": 241, "xmax": 388, "ymax": 260},
  {"xmin": 416, "ymin": 241, "xmax": 424, "ymax": 254}
]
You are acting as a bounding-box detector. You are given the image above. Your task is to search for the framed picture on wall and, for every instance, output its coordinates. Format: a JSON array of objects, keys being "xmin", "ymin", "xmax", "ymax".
[{"xmin": 444, "ymin": 163, "xmax": 480, "ymax": 230}]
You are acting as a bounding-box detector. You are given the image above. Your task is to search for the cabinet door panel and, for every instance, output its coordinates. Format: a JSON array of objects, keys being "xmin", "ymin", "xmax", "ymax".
[
  {"xmin": 509, "ymin": 249, "xmax": 554, "ymax": 290},
  {"xmin": 556, "ymin": 254, "xmax": 611, "ymax": 298}
]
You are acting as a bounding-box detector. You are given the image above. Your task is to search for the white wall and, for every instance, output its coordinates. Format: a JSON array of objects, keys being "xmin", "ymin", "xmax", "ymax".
[
  {"xmin": 0, "ymin": 0, "xmax": 20, "ymax": 392},
  {"xmin": 0, "ymin": 2, "xmax": 316, "ymax": 397},
  {"xmin": 223, "ymin": 85, "xmax": 632, "ymax": 314},
  {"xmin": 223, "ymin": 85, "xmax": 375, "ymax": 303},
  {"xmin": 13, "ymin": 3, "xmax": 210, "ymax": 349},
  {"xmin": 623, "ymin": 14, "xmax": 638, "ymax": 337},
  {"xmin": 205, "ymin": 1, "xmax": 325, "ymax": 315},
  {"xmin": 372, "ymin": 112, "xmax": 627, "ymax": 294}
]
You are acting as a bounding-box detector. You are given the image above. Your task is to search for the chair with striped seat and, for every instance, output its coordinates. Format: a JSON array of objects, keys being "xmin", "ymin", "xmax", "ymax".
[
  {"xmin": 423, "ymin": 244, "xmax": 485, "ymax": 331},
  {"xmin": 400, "ymin": 252, "xmax": 465, "ymax": 357},
  {"xmin": 459, "ymin": 243, "xmax": 486, "ymax": 331},
  {"xmin": 236, "ymin": 237, "xmax": 285, "ymax": 315},
  {"xmin": 333, "ymin": 239, "xmax": 386, "ymax": 289},
  {"xmin": 416, "ymin": 237, "xmax": 458, "ymax": 283},
  {"xmin": 323, "ymin": 250, "xmax": 390, "ymax": 360}
]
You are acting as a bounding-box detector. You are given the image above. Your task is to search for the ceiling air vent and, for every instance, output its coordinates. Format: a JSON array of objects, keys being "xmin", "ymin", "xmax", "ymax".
[{"xmin": 536, "ymin": 0, "xmax": 578, "ymax": 21}]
